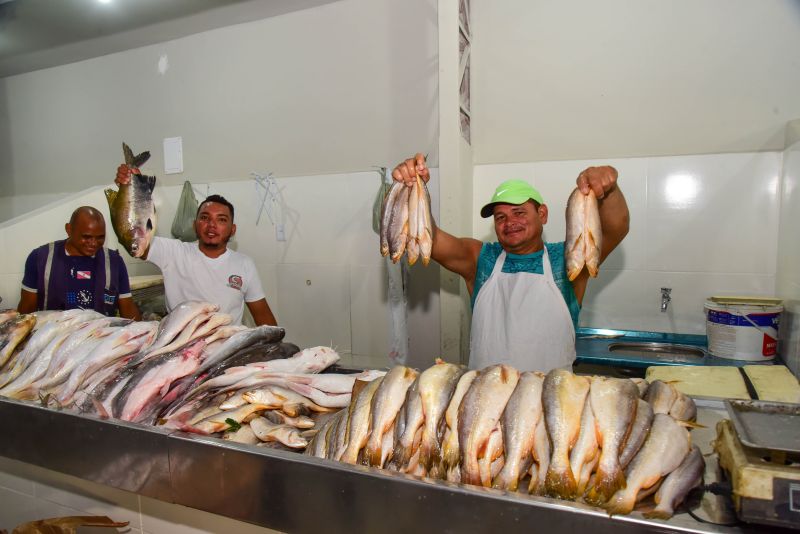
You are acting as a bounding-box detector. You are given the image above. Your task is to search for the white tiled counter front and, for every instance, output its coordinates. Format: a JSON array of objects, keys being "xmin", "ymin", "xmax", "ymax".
[{"xmin": 0, "ymin": 457, "xmax": 282, "ymax": 534}]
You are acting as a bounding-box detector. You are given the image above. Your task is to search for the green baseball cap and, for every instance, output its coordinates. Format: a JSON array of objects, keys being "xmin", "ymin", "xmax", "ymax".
[{"xmin": 480, "ymin": 179, "xmax": 545, "ymax": 218}]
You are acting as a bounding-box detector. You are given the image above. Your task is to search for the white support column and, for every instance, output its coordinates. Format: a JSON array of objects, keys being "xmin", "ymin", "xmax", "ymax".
[{"xmin": 438, "ymin": 0, "xmax": 474, "ymax": 364}]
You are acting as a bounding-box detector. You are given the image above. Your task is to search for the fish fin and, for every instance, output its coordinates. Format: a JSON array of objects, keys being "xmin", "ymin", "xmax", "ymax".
[
  {"xmin": 604, "ymin": 491, "xmax": 635, "ymax": 516},
  {"xmin": 365, "ymin": 443, "xmax": 383, "ymax": 467},
  {"xmin": 584, "ymin": 467, "xmax": 626, "ymax": 505},
  {"xmin": 544, "ymin": 465, "xmax": 578, "ymax": 500},
  {"xmin": 642, "ymin": 507, "xmax": 673, "ymax": 520},
  {"xmin": 141, "ymin": 173, "xmax": 157, "ymax": 192},
  {"xmin": 123, "ymin": 142, "xmax": 134, "ymax": 165},
  {"xmin": 567, "ymin": 264, "xmax": 584, "ymax": 281},
  {"xmin": 89, "ymin": 395, "xmax": 111, "ymax": 419},
  {"xmin": 676, "ymin": 420, "xmax": 706, "ymax": 429},
  {"xmin": 104, "ymin": 188, "xmax": 117, "ymax": 207},
  {"xmin": 132, "ymin": 150, "xmax": 151, "ymax": 168}
]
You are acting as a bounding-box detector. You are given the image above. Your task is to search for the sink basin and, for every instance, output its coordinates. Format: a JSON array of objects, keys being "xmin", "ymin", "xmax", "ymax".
[{"xmin": 607, "ymin": 341, "xmax": 705, "ymax": 362}]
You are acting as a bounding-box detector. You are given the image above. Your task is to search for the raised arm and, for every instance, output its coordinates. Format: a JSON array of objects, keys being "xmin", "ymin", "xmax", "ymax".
[
  {"xmin": 571, "ymin": 165, "xmax": 630, "ymax": 303},
  {"xmin": 392, "ymin": 154, "xmax": 482, "ymax": 292}
]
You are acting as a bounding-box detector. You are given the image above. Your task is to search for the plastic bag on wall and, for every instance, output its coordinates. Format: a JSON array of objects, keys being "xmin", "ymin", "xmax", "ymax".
[{"xmin": 171, "ymin": 181, "xmax": 198, "ymax": 242}]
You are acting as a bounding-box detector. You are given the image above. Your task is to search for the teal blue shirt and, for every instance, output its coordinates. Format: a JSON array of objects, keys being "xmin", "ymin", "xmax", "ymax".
[{"xmin": 471, "ymin": 241, "xmax": 581, "ymax": 329}]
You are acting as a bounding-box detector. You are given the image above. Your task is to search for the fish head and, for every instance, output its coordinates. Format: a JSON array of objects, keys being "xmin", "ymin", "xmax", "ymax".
[
  {"xmin": 491, "ymin": 201, "xmax": 548, "ymax": 254},
  {"xmin": 127, "ymin": 220, "xmax": 155, "ymax": 258}
]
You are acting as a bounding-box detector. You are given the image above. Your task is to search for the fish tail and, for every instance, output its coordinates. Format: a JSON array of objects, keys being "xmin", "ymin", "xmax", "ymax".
[
  {"xmin": 364, "ymin": 443, "xmax": 383, "ymax": 467},
  {"xmin": 642, "ymin": 507, "xmax": 674, "ymax": 520},
  {"xmin": 544, "ymin": 465, "xmax": 578, "ymax": 500},
  {"xmin": 491, "ymin": 466, "xmax": 516, "ymax": 491},
  {"xmin": 461, "ymin": 457, "xmax": 481, "ymax": 486},
  {"xmin": 604, "ymin": 490, "xmax": 635, "ymax": 516},
  {"xmin": 584, "ymin": 467, "xmax": 626, "ymax": 505},
  {"xmin": 440, "ymin": 441, "xmax": 459, "ymax": 473}
]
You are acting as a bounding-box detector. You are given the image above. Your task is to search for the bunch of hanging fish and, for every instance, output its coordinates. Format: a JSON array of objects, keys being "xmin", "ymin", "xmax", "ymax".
[
  {"xmin": 306, "ymin": 362, "xmax": 704, "ymax": 520},
  {"xmin": 105, "ymin": 142, "xmax": 157, "ymax": 258},
  {"xmin": 0, "ymin": 301, "xmax": 300, "ymax": 426},
  {"xmin": 379, "ymin": 175, "xmax": 434, "ymax": 265},
  {"xmin": 565, "ymin": 187, "xmax": 602, "ymax": 281}
]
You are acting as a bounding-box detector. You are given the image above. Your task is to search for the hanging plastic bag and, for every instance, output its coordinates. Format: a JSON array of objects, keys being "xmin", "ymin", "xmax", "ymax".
[{"xmin": 171, "ymin": 181, "xmax": 199, "ymax": 242}]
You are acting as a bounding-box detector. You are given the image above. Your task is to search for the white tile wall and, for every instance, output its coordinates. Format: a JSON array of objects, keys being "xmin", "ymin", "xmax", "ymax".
[
  {"xmin": 474, "ymin": 151, "xmax": 783, "ymax": 334},
  {"xmin": 777, "ymin": 134, "xmax": 800, "ymax": 376}
]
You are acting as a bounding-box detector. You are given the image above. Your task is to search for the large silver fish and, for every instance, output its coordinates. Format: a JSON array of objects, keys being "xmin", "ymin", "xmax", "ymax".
[
  {"xmin": 543, "ymin": 368, "xmax": 590, "ymax": 499},
  {"xmin": 340, "ymin": 377, "xmax": 384, "ymax": 464},
  {"xmin": 568, "ymin": 392, "xmax": 599, "ymax": 496},
  {"xmin": 644, "ymin": 380, "xmax": 678, "ymax": 414},
  {"xmin": 493, "ymin": 371, "xmax": 545, "ymax": 491},
  {"xmin": 584, "ymin": 376, "xmax": 639, "ymax": 505},
  {"xmin": 619, "ymin": 399, "xmax": 654, "ymax": 469},
  {"xmin": 605, "ymin": 413, "xmax": 691, "ymax": 516},
  {"xmin": 0, "ymin": 314, "xmax": 36, "ymax": 368},
  {"xmin": 389, "ymin": 377, "xmax": 424, "ymax": 471},
  {"xmin": 106, "ymin": 142, "xmax": 157, "ymax": 258},
  {"xmin": 439, "ymin": 370, "xmax": 478, "ymax": 475},
  {"xmin": 363, "ymin": 366, "xmax": 418, "ymax": 467},
  {"xmin": 458, "ymin": 365, "xmax": 520, "ymax": 486},
  {"xmin": 644, "ymin": 445, "xmax": 704, "ymax": 519},
  {"xmin": 417, "ymin": 361, "xmax": 466, "ymax": 472},
  {"xmin": 565, "ymin": 187, "xmax": 602, "ymax": 280}
]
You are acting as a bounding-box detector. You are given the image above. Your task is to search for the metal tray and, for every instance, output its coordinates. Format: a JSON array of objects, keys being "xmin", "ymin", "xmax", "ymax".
[{"xmin": 724, "ymin": 399, "xmax": 800, "ymax": 453}]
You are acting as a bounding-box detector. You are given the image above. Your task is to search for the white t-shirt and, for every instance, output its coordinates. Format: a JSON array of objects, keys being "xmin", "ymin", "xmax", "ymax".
[{"xmin": 147, "ymin": 237, "xmax": 266, "ymax": 325}]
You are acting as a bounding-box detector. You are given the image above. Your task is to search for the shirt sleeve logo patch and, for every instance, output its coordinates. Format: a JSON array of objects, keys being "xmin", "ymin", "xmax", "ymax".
[{"xmin": 227, "ymin": 274, "xmax": 243, "ymax": 291}]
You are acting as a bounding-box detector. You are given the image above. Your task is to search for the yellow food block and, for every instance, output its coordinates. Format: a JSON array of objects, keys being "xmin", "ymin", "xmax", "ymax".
[
  {"xmin": 645, "ymin": 365, "xmax": 750, "ymax": 399},
  {"xmin": 743, "ymin": 365, "xmax": 800, "ymax": 403}
]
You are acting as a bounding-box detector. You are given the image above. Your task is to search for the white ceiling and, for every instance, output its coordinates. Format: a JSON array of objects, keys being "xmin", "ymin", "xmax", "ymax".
[{"xmin": 0, "ymin": 0, "xmax": 338, "ymax": 77}]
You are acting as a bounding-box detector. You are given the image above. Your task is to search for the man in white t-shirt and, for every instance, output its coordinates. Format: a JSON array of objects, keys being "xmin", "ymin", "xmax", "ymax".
[{"xmin": 115, "ymin": 165, "xmax": 277, "ymax": 326}]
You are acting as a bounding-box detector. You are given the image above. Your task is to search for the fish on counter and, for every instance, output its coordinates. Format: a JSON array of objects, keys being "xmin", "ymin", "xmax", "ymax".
[
  {"xmin": 302, "ymin": 363, "xmax": 705, "ymax": 521},
  {"xmin": 105, "ymin": 142, "xmax": 157, "ymax": 258},
  {"xmin": 605, "ymin": 413, "xmax": 692, "ymax": 516},
  {"xmin": 565, "ymin": 187, "xmax": 602, "ymax": 280}
]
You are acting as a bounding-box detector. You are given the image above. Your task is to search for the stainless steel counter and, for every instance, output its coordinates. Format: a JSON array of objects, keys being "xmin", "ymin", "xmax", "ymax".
[{"xmin": 0, "ymin": 396, "xmax": 758, "ymax": 533}]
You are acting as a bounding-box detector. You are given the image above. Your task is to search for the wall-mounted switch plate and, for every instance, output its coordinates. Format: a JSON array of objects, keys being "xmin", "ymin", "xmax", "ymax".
[{"xmin": 164, "ymin": 137, "xmax": 183, "ymax": 174}]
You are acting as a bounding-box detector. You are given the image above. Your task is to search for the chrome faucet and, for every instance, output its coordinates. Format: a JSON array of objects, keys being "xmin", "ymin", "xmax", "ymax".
[{"xmin": 661, "ymin": 288, "xmax": 672, "ymax": 312}]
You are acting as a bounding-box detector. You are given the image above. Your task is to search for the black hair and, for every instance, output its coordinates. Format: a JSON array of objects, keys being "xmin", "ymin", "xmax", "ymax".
[{"xmin": 197, "ymin": 194, "xmax": 235, "ymax": 221}]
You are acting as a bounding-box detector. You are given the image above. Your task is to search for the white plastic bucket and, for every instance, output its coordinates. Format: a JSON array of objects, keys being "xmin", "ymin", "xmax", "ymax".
[{"xmin": 704, "ymin": 300, "xmax": 782, "ymax": 361}]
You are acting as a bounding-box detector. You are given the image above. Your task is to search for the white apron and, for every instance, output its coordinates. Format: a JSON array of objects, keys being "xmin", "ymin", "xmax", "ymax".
[{"xmin": 469, "ymin": 247, "xmax": 576, "ymax": 373}]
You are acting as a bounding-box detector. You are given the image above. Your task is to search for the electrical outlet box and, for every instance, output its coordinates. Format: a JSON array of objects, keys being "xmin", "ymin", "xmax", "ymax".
[{"xmin": 276, "ymin": 224, "xmax": 286, "ymax": 242}]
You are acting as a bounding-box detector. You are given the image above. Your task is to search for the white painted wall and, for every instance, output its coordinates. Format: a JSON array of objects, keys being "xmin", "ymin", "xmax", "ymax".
[
  {"xmin": 0, "ymin": 0, "xmax": 438, "ymax": 199},
  {"xmin": 471, "ymin": 0, "xmax": 800, "ymax": 164},
  {"xmin": 0, "ymin": 168, "xmax": 442, "ymax": 371},
  {"xmin": 473, "ymin": 151, "xmax": 782, "ymax": 335}
]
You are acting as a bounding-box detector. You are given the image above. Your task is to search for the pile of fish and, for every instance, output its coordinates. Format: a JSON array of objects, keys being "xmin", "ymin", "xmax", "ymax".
[
  {"xmin": 106, "ymin": 142, "xmax": 157, "ymax": 258},
  {"xmin": 565, "ymin": 187, "xmax": 602, "ymax": 280},
  {"xmin": 307, "ymin": 362, "xmax": 704, "ymax": 519},
  {"xmin": 379, "ymin": 175, "xmax": 433, "ymax": 266},
  {"xmin": 0, "ymin": 303, "xmax": 358, "ymax": 438}
]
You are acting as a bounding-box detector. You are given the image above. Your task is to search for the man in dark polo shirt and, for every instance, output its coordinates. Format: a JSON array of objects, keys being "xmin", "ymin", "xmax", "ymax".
[{"xmin": 17, "ymin": 206, "xmax": 141, "ymax": 320}]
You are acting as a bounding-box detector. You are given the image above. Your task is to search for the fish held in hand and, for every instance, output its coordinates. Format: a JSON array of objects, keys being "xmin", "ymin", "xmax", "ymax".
[
  {"xmin": 565, "ymin": 188, "xmax": 602, "ymax": 281},
  {"xmin": 106, "ymin": 142, "xmax": 157, "ymax": 258}
]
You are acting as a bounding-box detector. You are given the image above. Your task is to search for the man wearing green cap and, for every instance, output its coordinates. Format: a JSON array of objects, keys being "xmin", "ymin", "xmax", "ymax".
[{"xmin": 392, "ymin": 153, "xmax": 629, "ymax": 372}]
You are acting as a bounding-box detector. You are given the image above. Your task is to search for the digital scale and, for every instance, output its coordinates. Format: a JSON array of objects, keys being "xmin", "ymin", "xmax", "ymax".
[{"xmin": 715, "ymin": 400, "xmax": 800, "ymax": 529}]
